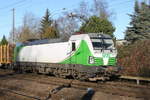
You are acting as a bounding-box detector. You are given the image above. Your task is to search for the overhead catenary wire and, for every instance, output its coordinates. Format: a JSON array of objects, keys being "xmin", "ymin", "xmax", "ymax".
[
  {"xmin": 0, "ymin": 0, "xmax": 135, "ymax": 16},
  {"xmin": 0, "ymin": 0, "xmax": 138, "ymax": 31},
  {"xmin": 0, "ymin": 0, "xmax": 28, "ymax": 11},
  {"xmin": 109, "ymin": 0, "xmax": 133, "ymax": 8},
  {"xmin": 110, "ymin": 0, "xmax": 134, "ymax": 13},
  {"xmin": 0, "ymin": 0, "xmax": 30, "ymax": 28}
]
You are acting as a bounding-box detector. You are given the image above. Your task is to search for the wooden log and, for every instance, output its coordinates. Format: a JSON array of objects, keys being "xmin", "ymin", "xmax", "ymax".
[
  {"xmin": 0, "ymin": 46, "xmax": 1, "ymax": 63},
  {"xmin": 4, "ymin": 45, "xmax": 6, "ymax": 63},
  {"xmin": 6, "ymin": 44, "xmax": 9, "ymax": 63},
  {"xmin": 1, "ymin": 45, "xmax": 4, "ymax": 64}
]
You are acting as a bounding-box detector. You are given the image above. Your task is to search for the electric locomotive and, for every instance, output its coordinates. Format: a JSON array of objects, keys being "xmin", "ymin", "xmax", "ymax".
[{"xmin": 3, "ymin": 33, "xmax": 120, "ymax": 80}]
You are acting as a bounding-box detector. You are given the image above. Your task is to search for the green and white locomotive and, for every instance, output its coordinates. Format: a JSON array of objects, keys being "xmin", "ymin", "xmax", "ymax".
[{"xmin": 14, "ymin": 33, "xmax": 119, "ymax": 80}]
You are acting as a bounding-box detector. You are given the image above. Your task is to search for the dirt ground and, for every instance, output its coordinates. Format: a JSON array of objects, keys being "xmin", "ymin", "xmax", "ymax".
[{"xmin": 0, "ymin": 69, "xmax": 148, "ymax": 100}]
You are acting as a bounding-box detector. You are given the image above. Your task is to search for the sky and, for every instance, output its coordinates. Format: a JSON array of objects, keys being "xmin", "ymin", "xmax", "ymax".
[{"xmin": 0, "ymin": 0, "xmax": 144, "ymax": 40}]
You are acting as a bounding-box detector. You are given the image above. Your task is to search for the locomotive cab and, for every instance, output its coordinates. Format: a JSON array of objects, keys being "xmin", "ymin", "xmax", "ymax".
[{"xmin": 89, "ymin": 33, "xmax": 117, "ymax": 66}]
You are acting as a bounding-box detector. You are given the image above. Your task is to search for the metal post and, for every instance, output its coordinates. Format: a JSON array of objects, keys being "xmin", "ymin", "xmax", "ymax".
[
  {"xmin": 12, "ymin": 8, "xmax": 15, "ymax": 44},
  {"xmin": 137, "ymin": 79, "xmax": 140, "ymax": 85}
]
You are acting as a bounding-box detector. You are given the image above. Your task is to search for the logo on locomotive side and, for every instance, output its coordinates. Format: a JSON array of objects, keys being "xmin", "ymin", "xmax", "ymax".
[{"xmin": 102, "ymin": 53, "xmax": 110, "ymax": 58}]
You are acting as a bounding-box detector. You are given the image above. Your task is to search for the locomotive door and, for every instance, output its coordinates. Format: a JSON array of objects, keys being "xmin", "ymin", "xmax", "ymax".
[{"xmin": 70, "ymin": 42, "xmax": 76, "ymax": 64}]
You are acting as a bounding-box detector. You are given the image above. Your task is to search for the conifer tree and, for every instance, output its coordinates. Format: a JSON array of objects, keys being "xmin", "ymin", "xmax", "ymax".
[
  {"xmin": 0, "ymin": 35, "xmax": 8, "ymax": 45},
  {"xmin": 40, "ymin": 9, "xmax": 58, "ymax": 39},
  {"xmin": 125, "ymin": 1, "xmax": 150, "ymax": 43},
  {"xmin": 79, "ymin": 16, "xmax": 115, "ymax": 37}
]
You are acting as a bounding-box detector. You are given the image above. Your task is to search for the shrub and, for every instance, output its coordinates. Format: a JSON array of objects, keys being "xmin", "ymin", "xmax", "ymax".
[{"xmin": 117, "ymin": 40, "xmax": 150, "ymax": 77}]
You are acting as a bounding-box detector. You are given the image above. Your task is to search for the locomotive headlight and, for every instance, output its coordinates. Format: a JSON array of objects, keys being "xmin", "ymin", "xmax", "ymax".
[{"xmin": 89, "ymin": 56, "xmax": 94, "ymax": 64}]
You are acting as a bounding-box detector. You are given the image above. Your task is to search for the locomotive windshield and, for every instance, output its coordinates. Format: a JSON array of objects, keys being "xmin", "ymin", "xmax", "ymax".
[
  {"xmin": 91, "ymin": 36, "xmax": 114, "ymax": 50},
  {"xmin": 91, "ymin": 38, "xmax": 103, "ymax": 49},
  {"xmin": 103, "ymin": 38, "xmax": 114, "ymax": 49}
]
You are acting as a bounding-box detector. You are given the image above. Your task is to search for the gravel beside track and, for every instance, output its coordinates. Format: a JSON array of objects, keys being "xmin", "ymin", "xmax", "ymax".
[{"xmin": 0, "ymin": 69, "xmax": 149, "ymax": 100}]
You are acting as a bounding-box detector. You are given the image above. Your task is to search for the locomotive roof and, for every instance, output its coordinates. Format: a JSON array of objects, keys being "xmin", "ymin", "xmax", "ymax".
[
  {"xmin": 22, "ymin": 33, "xmax": 112, "ymax": 46},
  {"xmin": 88, "ymin": 33, "xmax": 112, "ymax": 39},
  {"xmin": 70, "ymin": 33, "xmax": 112, "ymax": 41},
  {"xmin": 69, "ymin": 34, "xmax": 88, "ymax": 41},
  {"xmin": 23, "ymin": 38, "xmax": 67, "ymax": 46}
]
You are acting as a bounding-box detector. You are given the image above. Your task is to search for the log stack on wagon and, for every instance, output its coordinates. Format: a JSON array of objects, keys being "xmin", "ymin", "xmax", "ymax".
[{"xmin": 0, "ymin": 44, "xmax": 14, "ymax": 68}]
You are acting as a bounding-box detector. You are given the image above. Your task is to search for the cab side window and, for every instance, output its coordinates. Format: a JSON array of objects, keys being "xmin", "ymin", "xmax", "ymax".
[{"xmin": 72, "ymin": 42, "xmax": 76, "ymax": 51}]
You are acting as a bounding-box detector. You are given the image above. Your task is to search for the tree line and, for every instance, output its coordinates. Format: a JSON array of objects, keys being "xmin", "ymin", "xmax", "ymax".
[
  {"xmin": 8, "ymin": 0, "xmax": 115, "ymax": 43},
  {"xmin": 9, "ymin": 10, "xmax": 59, "ymax": 43},
  {"xmin": 3, "ymin": 0, "xmax": 150, "ymax": 45},
  {"xmin": 118, "ymin": 0, "xmax": 150, "ymax": 77}
]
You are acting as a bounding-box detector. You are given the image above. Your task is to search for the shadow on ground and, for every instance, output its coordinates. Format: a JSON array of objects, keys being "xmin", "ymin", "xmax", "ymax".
[
  {"xmin": 0, "ymin": 69, "xmax": 20, "ymax": 78},
  {"xmin": 82, "ymin": 88, "xmax": 95, "ymax": 100}
]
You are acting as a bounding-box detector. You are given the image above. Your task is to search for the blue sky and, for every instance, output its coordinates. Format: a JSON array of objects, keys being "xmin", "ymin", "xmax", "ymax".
[{"xmin": 0, "ymin": 0, "xmax": 142, "ymax": 40}]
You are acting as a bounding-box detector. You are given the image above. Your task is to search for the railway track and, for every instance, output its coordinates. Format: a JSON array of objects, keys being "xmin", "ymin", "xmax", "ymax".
[
  {"xmin": 0, "ymin": 69, "xmax": 150, "ymax": 99},
  {"xmin": 0, "ymin": 87, "xmax": 41, "ymax": 100},
  {"xmin": 24, "ymin": 76, "xmax": 150, "ymax": 99},
  {"xmin": 2, "ymin": 73, "xmax": 150, "ymax": 98}
]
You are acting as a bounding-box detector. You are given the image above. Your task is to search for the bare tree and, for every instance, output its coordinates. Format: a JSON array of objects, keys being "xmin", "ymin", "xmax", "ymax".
[
  {"xmin": 56, "ymin": 0, "xmax": 113, "ymax": 39},
  {"xmin": 9, "ymin": 12, "xmax": 40, "ymax": 43},
  {"xmin": 91, "ymin": 0, "xmax": 110, "ymax": 19},
  {"xmin": 72, "ymin": 0, "xmax": 113, "ymax": 20},
  {"xmin": 22, "ymin": 12, "xmax": 40, "ymax": 39},
  {"xmin": 74, "ymin": 1, "xmax": 91, "ymax": 20},
  {"xmin": 56, "ymin": 2, "xmax": 90, "ymax": 38},
  {"xmin": 9, "ymin": 28, "xmax": 19, "ymax": 44},
  {"xmin": 57, "ymin": 13, "xmax": 79, "ymax": 40}
]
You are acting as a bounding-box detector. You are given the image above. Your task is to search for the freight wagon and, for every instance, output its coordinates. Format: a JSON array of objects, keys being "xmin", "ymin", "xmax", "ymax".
[{"xmin": 0, "ymin": 44, "xmax": 14, "ymax": 68}]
